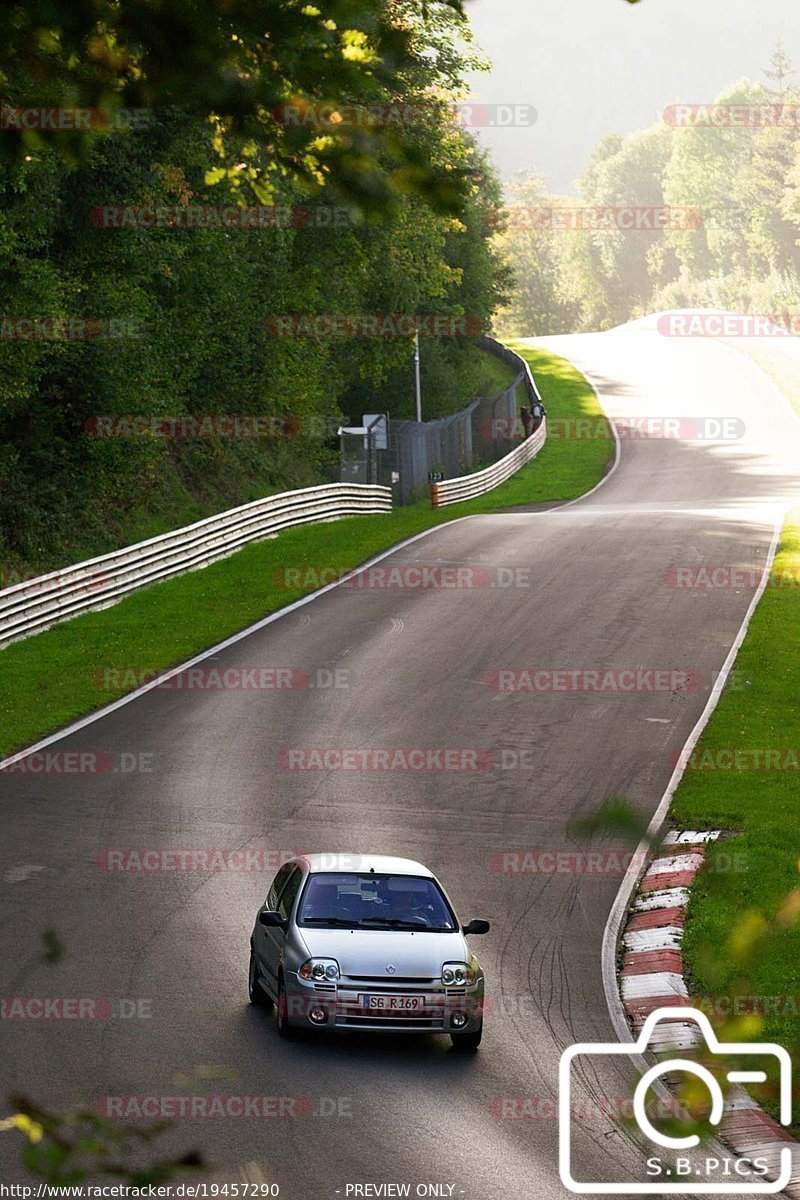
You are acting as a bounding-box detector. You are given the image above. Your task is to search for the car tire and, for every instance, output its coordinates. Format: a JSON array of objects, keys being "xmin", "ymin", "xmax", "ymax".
[
  {"xmin": 248, "ymin": 948, "xmax": 273, "ymax": 1009},
  {"xmin": 450, "ymin": 1020, "xmax": 482, "ymax": 1052},
  {"xmin": 276, "ymin": 972, "xmax": 296, "ymax": 1039}
]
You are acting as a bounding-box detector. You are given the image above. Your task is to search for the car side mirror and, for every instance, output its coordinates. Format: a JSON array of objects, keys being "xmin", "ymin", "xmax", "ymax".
[
  {"xmin": 462, "ymin": 919, "xmax": 490, "ymax": 935},
  {"xmin": 259, "ymin": 909, "xmax": 288, "ymax": 931}
]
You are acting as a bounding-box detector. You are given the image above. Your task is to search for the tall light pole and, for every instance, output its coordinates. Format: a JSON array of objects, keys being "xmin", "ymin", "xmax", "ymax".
[{"xmin": 414, "ymin": 325, "xmax": 422, "ymax": 423}]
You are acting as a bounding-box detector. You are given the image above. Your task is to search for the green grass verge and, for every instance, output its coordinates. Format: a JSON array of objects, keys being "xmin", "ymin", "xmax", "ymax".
[
  {"xmin": 734, "ymin": 343, "xmax": 800, "ymax": 417},
  {"xmin": 670, "ymin": 512, "xmax": 800, "ymax": 1129},
  {"xmin": 0, "ymin": 345, "xmax": 612, "ymax": 758},
  {"xmin": 472, "ymin": 345, "xmax": 521, "ymax": 396},
  {"xmin": 3, "ymin": 346, "xmax": 519, "ymax": 583}
]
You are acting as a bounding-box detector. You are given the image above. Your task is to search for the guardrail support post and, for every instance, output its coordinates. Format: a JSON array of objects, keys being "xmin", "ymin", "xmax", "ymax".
[{"xmin": 0, "ymin": 483, "xmax": 394, "ymax": 648}]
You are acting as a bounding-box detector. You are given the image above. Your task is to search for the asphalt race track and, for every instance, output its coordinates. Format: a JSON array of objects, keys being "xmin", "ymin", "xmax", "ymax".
[{"xmin": 2, "ymin": 324, "xmax": 799, "ymax": 1198}]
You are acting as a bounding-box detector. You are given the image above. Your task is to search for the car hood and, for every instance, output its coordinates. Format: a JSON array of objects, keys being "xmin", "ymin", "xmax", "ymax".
[{"xmin": 297, "ymin": 927, "xmax": 469, "ymax": 978}]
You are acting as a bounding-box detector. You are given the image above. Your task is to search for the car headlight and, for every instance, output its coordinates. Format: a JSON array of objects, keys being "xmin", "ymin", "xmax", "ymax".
[
  {"xmin": 441, "ymin": 961, "xmax": 475, "ymax": 986},
  {"xmin": 299, "ymin": 958, "xmax": 340, "ymax": 982}
]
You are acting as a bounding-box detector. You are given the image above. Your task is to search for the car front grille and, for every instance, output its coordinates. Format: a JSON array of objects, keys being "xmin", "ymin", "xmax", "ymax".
[
  {"xmin": 344, "ymin": 975, "xmax": 438, "ymax": 984},
  {"xmin": 335, "ymin": 983, "xmax": 448, "ymax": 1029},
  {"xmin": 340, "ymin": 1014, "xmax": 443, "ymax": 1029}
]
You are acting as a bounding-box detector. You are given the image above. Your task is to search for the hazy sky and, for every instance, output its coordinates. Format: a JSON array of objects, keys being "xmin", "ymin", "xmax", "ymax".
[{"xmin": 464, "ymin": 0, "xmax": 800, "ymax": 192}]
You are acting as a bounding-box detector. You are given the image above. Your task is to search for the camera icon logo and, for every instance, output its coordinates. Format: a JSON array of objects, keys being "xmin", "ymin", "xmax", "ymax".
[{"xmin": 559, "ymin": 1006, "xmax": 793, "ymax": 1194}]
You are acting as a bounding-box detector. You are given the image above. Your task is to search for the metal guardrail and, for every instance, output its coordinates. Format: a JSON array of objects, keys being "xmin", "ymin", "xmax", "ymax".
[
  {"xmin": 0, "ymin": 483, "xmax": 392, "ymax": 648},
  {"xmin": 430, "ymin": 421, "xmax": 546, "ymax": 508}
]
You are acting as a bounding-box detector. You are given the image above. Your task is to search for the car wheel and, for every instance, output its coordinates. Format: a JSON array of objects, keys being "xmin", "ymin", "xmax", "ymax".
[
  {"xmin": 450, "ymin": 1020, "xmax": 482, "ymax": 1052},
  {"xmin": 248, "ymin": 948, "xmax": 273, "ymax": 1009},
  {"xmin": 276, "ymin": 972, "xmax": 296, "ymax": 1039}
]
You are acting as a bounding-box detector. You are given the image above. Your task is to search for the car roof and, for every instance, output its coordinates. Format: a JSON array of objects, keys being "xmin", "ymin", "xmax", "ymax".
[{"xmin": 298, "ymin": 853, "xmax": 434, "ymax": 878}]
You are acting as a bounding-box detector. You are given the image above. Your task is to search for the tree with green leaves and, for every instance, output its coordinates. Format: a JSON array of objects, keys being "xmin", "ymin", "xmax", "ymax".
[
  {"xmin": 0, "ymin": 3, "xmax": 505, "ymax": 568},
  {"xmin": 0, "ymin": 0, "xmax": 482, "ymax": 215},
  {"xmin": 491, "ymin": 173, "xmax": 580, "ymax": 337},
  {"xmin": 764, "ymin": 42, "xmax": 794, "ymax": 95}
]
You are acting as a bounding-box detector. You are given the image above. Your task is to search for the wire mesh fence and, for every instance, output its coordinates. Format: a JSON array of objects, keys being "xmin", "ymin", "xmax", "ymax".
[{"xmin": 339, "ymin": 339, "xmax": 542, "ymax": 505}]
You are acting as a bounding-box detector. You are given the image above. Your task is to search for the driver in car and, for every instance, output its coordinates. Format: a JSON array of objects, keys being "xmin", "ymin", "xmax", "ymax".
[{"xmin": 387, "ymin": 884, "xmax": 431, "ymax": 924}]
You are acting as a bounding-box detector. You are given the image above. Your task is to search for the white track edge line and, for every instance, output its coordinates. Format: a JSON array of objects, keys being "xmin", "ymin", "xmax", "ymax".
[
  {"xmin": 601, "ymin": 506, "xmax": 786, "ymax": 1047},
  {"xmin": 726, "ymin": 340, "xmax": 800, "ymax": 427},
  {"xmin": 0, "ymin": 356, "xmax": 619, "ymax": 773},
  {"xmin": 547, "ymin": 366, "xmax": 622, "ymax": 511},
  {"xmin": 599, "ymin": 509, "xmax": 788, "ymax": 1186},
  {"xmin": 0, "ymin": 518, "xmax": 477, "ymax": 772}
]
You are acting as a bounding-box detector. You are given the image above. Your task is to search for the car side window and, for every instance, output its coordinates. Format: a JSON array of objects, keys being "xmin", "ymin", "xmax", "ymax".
[
  {"xmin": 277, "ymin": 868, "xmax": 303, "ymax": 920},
  {"xmin": 266, "ymin": 862, "xmax": 294, "ymax": 911}
]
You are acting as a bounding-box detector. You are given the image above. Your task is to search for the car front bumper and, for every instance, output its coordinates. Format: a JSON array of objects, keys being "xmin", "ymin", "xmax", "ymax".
[{"xmin": 282, "ymin": 971, "xmax": 484, "ymax": 1034}]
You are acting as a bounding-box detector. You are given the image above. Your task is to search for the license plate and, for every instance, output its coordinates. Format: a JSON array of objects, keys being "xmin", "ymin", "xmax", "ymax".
[{"xmin": 358, "ymin": 993, "xmax": 427, "ymax": 1012}]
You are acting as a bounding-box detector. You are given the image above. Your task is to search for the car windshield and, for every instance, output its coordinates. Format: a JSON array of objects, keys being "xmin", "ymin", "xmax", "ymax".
[{"xmin": 298, "ymin": 873, "xmax": 457, "ymax": 931}]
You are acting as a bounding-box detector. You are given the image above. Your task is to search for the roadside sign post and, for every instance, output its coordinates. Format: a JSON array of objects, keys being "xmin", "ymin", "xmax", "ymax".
[{"xmin": 362, "ymin": 414, "xmax": 389, "ymax": 484}]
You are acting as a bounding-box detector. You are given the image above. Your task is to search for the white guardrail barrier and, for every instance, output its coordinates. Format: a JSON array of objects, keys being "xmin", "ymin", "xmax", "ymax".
[
  {"xmin": 431, "ymin": 420, "xmax": 546, "ymax": 509},
  {"xmin": 0, "ymin": 482, "xmax": 392, "ymax": 648}
]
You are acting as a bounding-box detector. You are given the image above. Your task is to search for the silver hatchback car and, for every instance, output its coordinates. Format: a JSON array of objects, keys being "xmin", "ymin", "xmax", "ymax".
[{"xmin": 248, "ymin": 853, "xmax": 489, "ymax": 1049}]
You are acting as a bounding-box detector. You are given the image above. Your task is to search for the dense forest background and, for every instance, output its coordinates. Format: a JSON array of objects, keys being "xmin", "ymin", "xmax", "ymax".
[
  {"xmin": 0, "ymin": 1, "xmax": 508, "ymax": 575},
  {"xmin": 7, "ymin": 14, "xmax": 800, "ymax": 580},
  {"xmin": 494, "ymin": 50, "xmax": 800, "ymax": 337}
]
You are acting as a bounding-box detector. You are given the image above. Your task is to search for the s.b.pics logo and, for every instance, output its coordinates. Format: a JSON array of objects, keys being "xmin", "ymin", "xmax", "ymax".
[{"xmin": 559, "ymin": 1008, "xmax": 793, "ymax": 1193}]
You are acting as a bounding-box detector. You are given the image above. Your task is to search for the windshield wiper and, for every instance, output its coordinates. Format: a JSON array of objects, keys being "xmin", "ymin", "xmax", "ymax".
[
  {"xmin": 302, "ymin": 916, "xmax": 361, "ymax": 927},
  {"xmin": 359, "ymin": 917, "xmax": 429, "ymax": 930},
  {"xmin": 303, "ymin": 915, "xmax": 453, "ymax": 931}
]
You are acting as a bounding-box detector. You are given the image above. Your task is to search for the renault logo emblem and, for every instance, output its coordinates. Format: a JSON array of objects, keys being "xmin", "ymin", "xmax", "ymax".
[{"xmin": 386, "ymin": 964, "xmax": 396, "ymax": 975}]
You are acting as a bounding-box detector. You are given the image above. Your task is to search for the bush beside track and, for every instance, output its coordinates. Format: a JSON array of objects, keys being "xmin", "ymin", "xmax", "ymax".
[{"xmin": 0, "ymin": 345, "xmax": 612, "ymax": 759}]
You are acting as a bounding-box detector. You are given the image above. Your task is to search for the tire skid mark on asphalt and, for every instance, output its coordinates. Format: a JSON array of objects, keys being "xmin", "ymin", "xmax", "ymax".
[{"xmin": 618, "ymin": 830, "xmax": 800, "ymax": 1197}]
